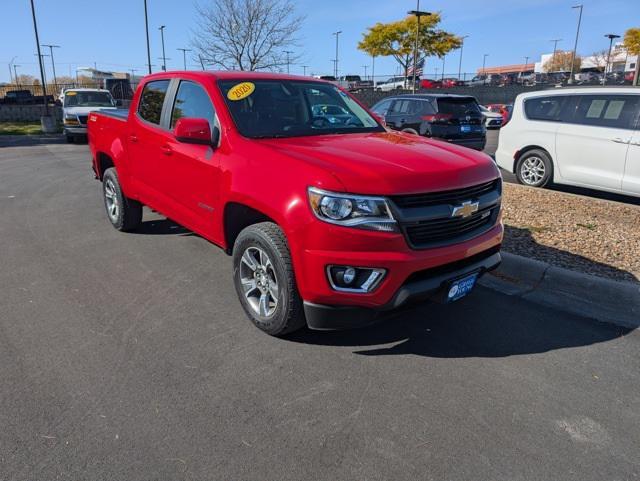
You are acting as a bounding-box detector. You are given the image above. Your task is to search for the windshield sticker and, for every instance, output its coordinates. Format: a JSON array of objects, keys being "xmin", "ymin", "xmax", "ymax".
[
  {"xmin": 227, "ymin": 82, "xmax": 255, "ymax": 101},
  {"xmin": 66, "ymin": 91, "xmax": 77, "ymax": 96}
]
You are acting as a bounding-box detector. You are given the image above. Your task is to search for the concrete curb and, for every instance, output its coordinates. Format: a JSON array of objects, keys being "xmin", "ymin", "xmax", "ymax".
[{"xmin": 479, "ymin": 252, "xmax": 640, "ymax": 329}]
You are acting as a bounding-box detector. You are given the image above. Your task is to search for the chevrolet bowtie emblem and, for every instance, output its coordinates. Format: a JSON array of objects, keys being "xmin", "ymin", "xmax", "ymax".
[{"xmin": 451, "ymin": 201, "xmax": 479, "ymax": 218}]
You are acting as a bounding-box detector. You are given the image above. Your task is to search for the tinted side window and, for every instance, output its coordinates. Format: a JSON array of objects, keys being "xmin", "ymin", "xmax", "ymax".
[
  {"xmin": 371, "ymin": 99, "xmax": 392, "ymax": 115},
  {"xmin": 416, "ymin": 100, "xmax": 436, "ymax": 115},
  {"xmin": 524, "ymin": 96, "xmax": 570, "ymax": 122},
  {"xmin": 390, "ymin": 100, "xmax": 414, "ymax": 114},
  {"xmin": 568, "ymin": 95, "xmax": 640, "ymax": 130},
  {"xmin": 138, "ymin": 80, "xmax": 170, "ymax": 125},
  {"xmin": 170, "ymin": 80, "xmax": 216, "ymax": 129}
]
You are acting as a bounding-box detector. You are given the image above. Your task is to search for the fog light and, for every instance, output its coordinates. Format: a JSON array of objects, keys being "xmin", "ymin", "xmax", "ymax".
[{"xmin": 327, "ymin": 265, "xmax": 386, "ymax": 293}]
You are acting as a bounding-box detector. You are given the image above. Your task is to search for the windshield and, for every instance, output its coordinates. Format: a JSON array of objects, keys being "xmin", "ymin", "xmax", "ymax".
[
  {"xmin": 64, "ymin": 91, "xmax": 113, "ymax": 107},
  {"xmin": 437, "ymin": 98, "xmax": 481, "ymax": 117},
  {"xmin": 218, "ymin": 80, "xmax": 383, "ymax": 138}
]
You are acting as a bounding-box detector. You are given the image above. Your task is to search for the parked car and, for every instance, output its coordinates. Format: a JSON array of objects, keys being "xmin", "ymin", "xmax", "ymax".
[
  {"xmin": 0, "ymin": 89, "xmax": 54, "ymax": 105},
  {"xmin": 479, "ymin": 105, "xmax": 503, "ymax": 129},
  {"xmin": 496, "ymin": 87, "xmax": 640, "ymax": 197},
  {"xmin": 420, "ymin": 78, "xmax": 443, "ymax": 89},
  {"xmin": 486, "ymin": 103, "xmax": 512, "ymax": 125},
  {"xmin": 370, "ymin": 94, "xmax": 486, "ymax": 150},
  {"xmin": 62, "ymin": 88, "xmax": 118, "ymax": 142},
  {"xmin": 466, "ymin": 74, "xmax": 500, "ymax": 87},
  {"xmin": 88, "ymin": 71, "xmax": 503, "ymax": 336},
  {"xmin": 310, "ymin": 103, "xmax": 357, "ymax": 124},
  {"xmin": 337, "ymin": 75, "xmax": 372, "ymax": 91},
  {"xmin": 442, "ymin": 78, "xmax": 464, "ymax": 88},
  {"xmin": 377, "ymin": 76, "xmax": 419, "ymax": 91}
]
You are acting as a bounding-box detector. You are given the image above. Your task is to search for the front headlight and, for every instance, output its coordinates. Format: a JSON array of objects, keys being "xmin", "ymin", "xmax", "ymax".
[
  {"xmin": 64, "ymin": 114, "xmax": 79, "ymax": 125},
  {"xmin": 308, "ymin": 187, "xmax": 398, "ymax": 232}
]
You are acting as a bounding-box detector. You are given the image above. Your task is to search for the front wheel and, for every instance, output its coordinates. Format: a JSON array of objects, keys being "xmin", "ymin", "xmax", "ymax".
[
  {"xmin": 102, "ymin": 167, "xmax": 143, "ymax": 231},
  {"xmin": 515, "ymin": 150, "xmax": 553, "ymax": 188},
  {"xmin": 233, "ymin": 222, "xmax": 305, "ymax": 336}
]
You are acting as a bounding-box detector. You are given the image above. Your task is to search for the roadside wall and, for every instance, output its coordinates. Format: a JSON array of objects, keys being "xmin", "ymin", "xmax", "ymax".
[
  {"xmin": 0, "ymin": 105, "xmax": 62, "ymax": 122},
  {"xmin": 353, "ymin": 85, "xmax": 554, "ymax": 107}
]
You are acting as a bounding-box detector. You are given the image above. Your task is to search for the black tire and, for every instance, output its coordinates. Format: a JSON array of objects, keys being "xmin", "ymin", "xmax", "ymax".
[
  {"xmin": 401, "ymin": 128, "xmax": 418, "ymax": 135},
  {"xmin": 233, "ymin": 222, "xmax": 305, "ymax": 336},
  {"xmin": 515, "ymin": 149, "xmax": 553, "ymax": 188},
  {"xmin": 66, "ymin": 135, "xmax": 74, "ymax": 143},
  {"xmin": 102, "ymin": 167, "xmax": 142, "ymax": 232}
]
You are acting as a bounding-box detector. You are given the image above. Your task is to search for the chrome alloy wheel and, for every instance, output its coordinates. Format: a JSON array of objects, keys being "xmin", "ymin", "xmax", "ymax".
[
  {"xmin": 104, "ymin": 178, "xmax": 120, "ymax": 221},
  {"xmin": 520, "ymin": 156, "xmax": 546, "ymax": 185},
  {"xmin": 239, "ymin": 246, "xmax": 279, "ymax": 318}
]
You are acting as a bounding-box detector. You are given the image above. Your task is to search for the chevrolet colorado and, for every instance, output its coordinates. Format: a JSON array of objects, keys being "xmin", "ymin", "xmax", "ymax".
[{"xmin": 88, "ymin": 71, "xmax": 503, "ymax": 336}]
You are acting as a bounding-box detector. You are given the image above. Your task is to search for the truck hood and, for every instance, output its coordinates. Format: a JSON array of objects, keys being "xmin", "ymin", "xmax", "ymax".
[
  {"xmin": 64, "ymin": 106, "xmax": 116, "ymax": 116},
  {"xmin": 256, "ymin": 131, "xmax": 499, "ymax": 195}
]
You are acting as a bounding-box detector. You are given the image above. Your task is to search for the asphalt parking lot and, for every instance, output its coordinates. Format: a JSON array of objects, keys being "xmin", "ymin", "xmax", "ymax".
[{"xmin": 1, "ymin": 138, "xmax": 639, "ymax": 480}]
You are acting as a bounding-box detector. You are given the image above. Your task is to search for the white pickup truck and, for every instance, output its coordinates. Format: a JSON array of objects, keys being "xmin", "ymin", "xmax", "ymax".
[{"xmin": 61, "ymin": 88, "xmax": 118, "ymax": 143}]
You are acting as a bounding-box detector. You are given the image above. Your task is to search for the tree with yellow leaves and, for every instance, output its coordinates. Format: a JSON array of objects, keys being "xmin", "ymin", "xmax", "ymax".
[
  {"xmin": 543, "ymin": 50, "xmax": 581, "ymax": 73},
  {"xmin": 357, "ymin": 14, "xmax": 461, "ymax": 78}
]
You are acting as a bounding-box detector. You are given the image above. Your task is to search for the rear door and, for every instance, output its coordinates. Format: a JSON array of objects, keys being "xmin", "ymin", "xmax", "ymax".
[
  {"xmin": 128, "ymin": 79, "xmax": 173, "ymax": 210},
  {"xmin": 433, "ymin": 97, "xmax": 484, "ymax": 142},
  {"xmin": 555, "ymin": 94, "xmax": 639, "ymax": 191},
  {"xmin": 622, "ymin": 112, "xmax": 640, "ymax": 195}
]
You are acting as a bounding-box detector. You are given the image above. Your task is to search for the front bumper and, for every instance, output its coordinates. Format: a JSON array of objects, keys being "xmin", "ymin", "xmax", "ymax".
[
  {"xmin": 304, "ymin": 247, "xmax": 501, "ymax": 330},
  {"xmin": 64, "ymin": 125, "xmax": 87, "ymax": 135}
]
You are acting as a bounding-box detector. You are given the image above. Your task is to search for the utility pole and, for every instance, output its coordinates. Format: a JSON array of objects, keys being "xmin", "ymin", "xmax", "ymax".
[
  {"xmin": 362, "ymin": 65, "xmax": 368, "ymax": 80},
  {"xmin": 457, "ymin": 35, "xmax": 469, "ymax": 81},
  {"xmin": 159, "ymin": 26, "xmax": 167, "ymax": 71},
  {"xmin": 332, "ymin": 31, "xmax": 342, "ymax": 79},
  {"xmin": 568, "ymin": 5, "xmax": 583, "ymax": 84},
  {"xmin": 283, "ymin": 50, "xmax": 293, "ymax": 74},
  {"xmin": 550, "ymin": 38, "xmax": 562, "ymax": 72},
  {"xmin": 604, "ymin": 33, "xmax": 621, "ymax": 84},
  {"xmin": 177, "ymin": 48, "xmax": 191, "ymax": 70},
  {"xmin": 29, "ymin": 0, "xmax": 49, "ymax": 116},
  {"xmin": 144, "ymin": 0, "xmax": 152, "ymax": 74},
  {"xmin": 330, "ymin": 59, "xmax": 337, "ymax": 78},
  {"xmin": 482, "ymin": 53, "xmax": 489, "ymax": 75},
  {"xmin": 13, "ymin": 64, "xmax": 20, "ymax": 86},
  {"xmin": 130, "ymin": 68, "xmax": 138, "ymax": 80},
  {"xmin": 408, "ymin": 1, "xmax": 432, "ymax": 94},
  {"xmin": 42, "ymin": 44, "xmax": 60, "ymax": 93},
  {"xmin": 302, "ymin": 65, "xmax": 309, "ymax": 76},
  {"xmin": 34, "ymin": 53, "xmax": 49, "ymax": 87},
  {"xmin": 9, "ymin": 56, "xmax": 17, "ymax": 84}
]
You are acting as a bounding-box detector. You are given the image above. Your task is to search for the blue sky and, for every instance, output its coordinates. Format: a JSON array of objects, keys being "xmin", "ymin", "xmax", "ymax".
[{"xmin": 2, "ymin": 0, "xmax": 639, "ymax": 83}]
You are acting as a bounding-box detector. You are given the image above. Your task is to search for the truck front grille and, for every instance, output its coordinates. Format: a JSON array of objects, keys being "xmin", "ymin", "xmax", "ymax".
[
  {"xmin": 77, "ymin": 115, "xmax": 88, "ymax": 125},
  {"xmin": 390, "ymin": 179, "xmax": 501, "ymax": 249}
]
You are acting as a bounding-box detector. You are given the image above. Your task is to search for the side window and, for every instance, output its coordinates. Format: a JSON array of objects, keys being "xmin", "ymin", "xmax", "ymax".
[
  {"xmin": 417, "ymin": 100, "xmax": 436, "ymax": 115},
  {"xmin": 524, "ymin": 96, "xmax": 571, "ymax": 122},
  {"xmin": 138, "ymin": 80, "xmax": 170, "ymax": 125},
  {"xmin": 371, "ymin": 99, "xmax": 392, "ymax": 115},
  {"xmin": 170, "ymin": 80, "xmax": 216, "ymax": 129},
  {"xmin": 569, "ymin": 95, "xmax": 640, "ymax": 130},
  {"xmin": 390, "ymin": 100, "xmax": 412, "ymax": 114}
]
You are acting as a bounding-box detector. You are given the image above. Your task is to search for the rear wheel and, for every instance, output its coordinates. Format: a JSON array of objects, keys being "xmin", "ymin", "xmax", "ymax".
[
  {"xmin": 233, "ymin": 222, "xmax": 305, "ymax": 336},
  {"xmin": 66, "ymin": 135, "xmax": 74, "ymax": 143},
  {"xmin": 515, "ymin": 149, "xmax": 553, "ymax": 188},
  {"xmin": 102, "ymin": 167, "xmax": 142, "ymax": 231}
]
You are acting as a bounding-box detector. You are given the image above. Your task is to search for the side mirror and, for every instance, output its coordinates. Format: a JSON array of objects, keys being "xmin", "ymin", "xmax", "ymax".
[{"xmin": 174, "ymin": 117, "xmax": 218, "ymax": 146}]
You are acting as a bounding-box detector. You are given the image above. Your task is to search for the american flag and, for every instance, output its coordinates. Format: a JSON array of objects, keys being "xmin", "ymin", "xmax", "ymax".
[{"xmin": 407, "ymin": 59, "xmax": 425, "ymax": 76}]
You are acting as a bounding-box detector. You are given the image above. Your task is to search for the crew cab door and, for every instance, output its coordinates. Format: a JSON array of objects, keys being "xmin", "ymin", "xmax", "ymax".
[
  {"xmin": 555, "ymin": 94, "xmax": 639, "ymax": 191},
  {"xmin": 623, "ymin": 128, "xmax": 640, "ymax": 195},
  {"xmin": 164, "ymin": 79, "xmax": 220, "ymax": 234}
]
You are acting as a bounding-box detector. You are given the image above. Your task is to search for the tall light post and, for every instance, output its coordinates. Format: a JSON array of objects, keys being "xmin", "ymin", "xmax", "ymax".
[
  {"xmin": 457, "ymin": 35, "xmax": 469, "ymax": 81},
  {"xmin": 177, "ymin": 48, "xmax": 191, "ymax": 70},
  {"xmin": 408, "ymin": 2, "xmax": 432, "ymax": 94},
  {"xmin": 283, "ymin": 50, "xmax": 293, "ymax": 74},
  {"xmin": 604, "ymin": 33, "xmax": 621, "ymax": 82},
  {"xmin": 441, "ymin": 55, "xmax": 446, "ymax": 80},
  {"xmin": 371, "ymin": 54, "xmax": 376, "ymax": 87},
  {"xmin": 28, "ymin": 0, "xmax": 49, "ymax": 117},
  {"xmin": 9, "ymin": 56, "xmax": 17, "ymax": 84},
  {"xmin": 34, "ymin": 53, "xmax": 49, "ymax": 87},
  {"xmin": 42, "ymin": 44, "xmax": 60, "ymax": 93},
  {"xmin": 302, "ymin": 65, "xmax": 309, "ymax": 76},
  {"xmin": 330, "ymin": 59, "xmax": 337, "ymax": 77},
  {"xmin": 159, "ymin": 26, "xmax": 167, "ymax": 71},
  {"xmin": 482, "ymin": 53, "xmax": 489, "ymax": 75},
  {"xmin": 550, "ymin": 38, "xmax": 562, "ymax": 72},
  {"xmin": 568, "ymin": 5, "xmax": 583, "ymax": 84},
  {"xmin": 332, "ymin": 31, "xmax": 342, "ymax": 79},
  {"xmin": 143, "ymin": 0, "xmax": 152, "ymax": 74},
  {"xmin": 362, "ymin": 64, "xmax": 368, "ymax": 80},
  {"xmin": 13, "ymin": 64, "xmax": 20, "ymax": 86}
]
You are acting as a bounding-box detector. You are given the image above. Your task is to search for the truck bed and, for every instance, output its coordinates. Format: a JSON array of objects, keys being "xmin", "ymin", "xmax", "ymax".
[{"xmin": 96, "ymin": 109, "xmax": 129, "ymax": 121}]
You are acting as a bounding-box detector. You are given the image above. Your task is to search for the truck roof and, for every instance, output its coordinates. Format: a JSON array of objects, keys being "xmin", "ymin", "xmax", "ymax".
[{"xmin": 141, "ymin": 70, "xmax": 331, "ymax": 83}]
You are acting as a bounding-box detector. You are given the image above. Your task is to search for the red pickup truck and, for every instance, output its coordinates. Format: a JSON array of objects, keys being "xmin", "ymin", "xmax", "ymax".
[{"xmin": 88, "ymin": 71, "xmax": 503, "ymax": 336}]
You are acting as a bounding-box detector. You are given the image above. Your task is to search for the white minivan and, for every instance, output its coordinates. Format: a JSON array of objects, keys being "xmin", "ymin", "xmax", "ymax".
[{"xmin": 496, "ymin": 87, "xmax": 640, "ymax": 197}]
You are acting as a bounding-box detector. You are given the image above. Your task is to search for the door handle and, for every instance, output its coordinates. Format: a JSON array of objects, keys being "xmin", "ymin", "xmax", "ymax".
[
  {"xmin": 129, "ymin": 135, "xmax": 138, "ymax": 143},
  {"xmin": 161, "ymin": 145, "xmax": 173, "ymax": 156},
  {"xmin": 610, "ymin": 137, "xmax": 629, "ymax": 144}
]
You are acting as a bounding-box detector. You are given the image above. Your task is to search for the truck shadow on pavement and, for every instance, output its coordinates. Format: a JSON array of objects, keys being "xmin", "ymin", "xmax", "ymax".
[
  {"xmin": 287, "ymin": 288, "xmax": 633, "ymax": 358},
  {"xmin": 131, "ymin": 218, "xmax": 191, "ymax": 236}
]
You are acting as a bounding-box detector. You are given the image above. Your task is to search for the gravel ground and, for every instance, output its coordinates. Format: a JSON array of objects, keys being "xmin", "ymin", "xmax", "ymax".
[{"xmin": 502, "ymin": 183, "xmax": 640, "ymax": 283}]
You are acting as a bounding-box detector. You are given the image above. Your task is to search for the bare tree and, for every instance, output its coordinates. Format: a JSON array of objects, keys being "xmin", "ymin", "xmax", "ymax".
[{"xmin": 191, "ymin": 0, "xmax": 304, "ymax": 71}]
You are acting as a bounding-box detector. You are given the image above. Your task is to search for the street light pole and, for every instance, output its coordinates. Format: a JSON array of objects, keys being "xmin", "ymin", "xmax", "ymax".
[
  {"xmin": 159, "ymin": 26, "xmax": 167, "ymax": 71},
  {"xmin": 177, "ymin": 48, "xmax": 191, "ymax": 70},
  {"xmin": 362, "ymin": 65, "xmax": 368, "ymax": 80},
  {"xmin": 332, "ymin": 31, "xmax": 342, "ymax": 79},
  {"xmin": 408, "ymin": 2, "xmax": 432, "ymax": 94},
  {"xmin": 482, "ymin": 54, "xmax": 489, "ymax": 75},
  {"xmin": 457, "ymin": 35, "xmax": 469, "ymax": 81},
  {"xmin": 568, "ymin": 5, "xmax": 583, "ymax": 84},
  {"xmin": 42, "ymin": 44, "xmax": 60, "ymax": 93},
  {"xmin": 13, "ymin": 64, "xmax": 20, "ymax": 86},
  {"xmin": 441, "ymin": 55, "xmax": 445, "ymax": 80},
  {"xmin": 28, "ymin": 0, "xmax": 48, "ymax": 115},
  {"xmin": 550, "ymin": 38, "xmax": 562, "ymax": 72},
  {"xmin": 284, "ymin": 50, "xmax": 293, "ymax": 74},
  {"xmin": 302, "ymin": 65, "xmax": 309, "ymax": 76},
  {"xmin": 604, "ymin": 33, "xmax": 621, "ymax": 84},
  {"xmin": 144, "ymin": 0, "xmax": 152, "ymax": 74}
]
